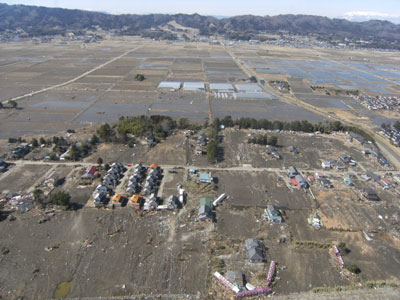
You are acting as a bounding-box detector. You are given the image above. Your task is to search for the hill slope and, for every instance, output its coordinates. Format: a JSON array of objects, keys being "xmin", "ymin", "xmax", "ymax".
[{"xmin": 0, "ymin": 3, "xmax": 399, "ymax": 47}]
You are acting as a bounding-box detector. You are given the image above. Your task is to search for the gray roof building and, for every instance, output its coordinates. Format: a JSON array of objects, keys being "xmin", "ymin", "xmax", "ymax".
[
  {"xmin": 209, "ymin": 83, "xmax": 235, "ymax": 93},
  {"xmin": 198, "ymin": 204, "xmax": 212, "ymax": 221},
  {"xmin": 245, "ymin": 238, "xmax": 260, "ymax": 250},
  {"xmin": 245, "ymin": 239, "xmax": 264, "ymax": 262},
  {"xmin": 183, "ymin": 82, "xmax": 206, "ymax": 92},
  {"xmin": 157, "ymin": 81, "xmax": 181, "ymax": 90},
  {"xmin": 233, "ymin": 92, "xmax": 278, "ymax": 100},
  {"xmin": 235, "ymin": 83, "xmax": 263, "ymax": 93},
  {"xmin": 247, "ymin": 247, "xmax": 264, "ymax": 263}
]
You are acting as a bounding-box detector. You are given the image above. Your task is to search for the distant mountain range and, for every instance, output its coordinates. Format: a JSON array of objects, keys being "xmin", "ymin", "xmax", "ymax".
[
  {"xmin": 343, "ymin": 12, "xmax": 400, "ymax": 24},
  {"xmin": 0, "ymin": 3, "xmax": 399, "ymax": 48}
]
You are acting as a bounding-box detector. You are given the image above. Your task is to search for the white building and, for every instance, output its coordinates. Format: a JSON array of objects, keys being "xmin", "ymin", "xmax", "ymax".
[
  {"xmin": 157, "ymin": 81, "xmax": 181, "ymax": 91},
  {"xmin": 183, "ymin": 82, "xmax": 206, "ymax": 92},
  {"xmin": 235, "ymin": 83, "xmax": 263, "ymax": 93},
  {"xmin": 209, "ymin": 83, "xmax": 235, "ymax": 93}
]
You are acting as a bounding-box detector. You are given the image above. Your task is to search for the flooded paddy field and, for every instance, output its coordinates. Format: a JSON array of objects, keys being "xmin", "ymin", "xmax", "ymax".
[
  {"xmin": 211, "ymin": 98, "xmax": 326, "ymax": 122},
  {"xmin": 0, "ymin": 37, "xmax": 399, "ymax": 146}
]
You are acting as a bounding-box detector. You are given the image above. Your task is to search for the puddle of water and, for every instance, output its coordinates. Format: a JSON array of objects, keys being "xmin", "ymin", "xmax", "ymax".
[{"xmin": 54, "ymin": 281, "xmax": 71, "ymax": 299}]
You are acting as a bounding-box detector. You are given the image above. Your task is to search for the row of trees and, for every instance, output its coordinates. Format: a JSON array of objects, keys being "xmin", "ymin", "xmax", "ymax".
[
  {"xmin": 34, "ymin": 189, "xmax": 71, "ymax": 208},
  {"xmin": 215, "ymin": 116, "xmax": 375, "ymax": 143},
  {"xmin": 98, "ymin": 115, "xmax": 179, "ymax": 143},
  {"xmin": 206, "ymin": 122, "xmax": 220, "ymax": 163},
  {"xmin": 29, "ymin": 134, "xmax": 100, "ymax": 161},
  {"xmin": 177, "ymin": 118, "xmax": 202, "ymax": 131}
]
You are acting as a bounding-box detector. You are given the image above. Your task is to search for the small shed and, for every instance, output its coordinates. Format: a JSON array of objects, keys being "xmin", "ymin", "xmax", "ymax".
[
  {"xmin": 189, "ymin": 168, "xmax": 198, "ymax": 174},
  {"xmin": 195, "ymin": 146, "xmax": 203, "ymax": 155},
  {"xmin": 321, "ymin": 160, "xmax": 331, "ymax": 169},
  {"xmin": 288, "ymin": 166, "xmax": 298, "ymax": 178},
  {"xmin": 146, "ymin": 135, "xmax": 155, "ymax": 143},
  {"xmin": 288, "ymin": 145, "xmax": 297, "ymax": 153},
  {"xmin": 200, "ymin": 172, "xmax": 213, "ymax": 183},
  {"xmin": 344, "ymin": 177, "xmax": 354, "ymax": 186}
]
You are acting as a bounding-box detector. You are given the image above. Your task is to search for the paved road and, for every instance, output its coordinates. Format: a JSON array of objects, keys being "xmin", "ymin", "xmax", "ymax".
[{"xmin": 6, "ymin": 159, "xmax": 394, "ymax": 176}]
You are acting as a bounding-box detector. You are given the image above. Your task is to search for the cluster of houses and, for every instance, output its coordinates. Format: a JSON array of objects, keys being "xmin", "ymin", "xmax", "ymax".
[
  {"xmin": 380, "ymin": 127, "xmax": 400, "ymax": 147},
  {"xmin": 143, "ymin": 164, "xmax": 162, "ymax": 196},
  {"xmin": 315, "ymin": 173, "xmax": 333, "ymax": 188},
  {"xmin": 126, "ymin": 164, "xmax": 147, "ymax": 195},
  {"xmin": 93, "ymin": 163, "xmax": 126, "ymax": 206},
  {"xmin": 103, "ymin": 163, "xmax": 125, "ymax": 187},
  {"xmin": 349, "ymin": 132, "xmax": 391, "ymax": 167},
  {"xmin": 93, "ymin": 185, "xmax": 107, "ymax": 207},
  {"xmin": 321, "ymin": 154, "xmax": 357, "ymax": 171},
  {"xmin": 93, "ymin": 162, "xmax": 180, "ymax": 211},
  {"xmin": 361, "ymin": 171, "xmax": 394, "ymax": 190},
  {"xmin": 355, "ymin": 94, "xmax": 400, "ymax": 111},
  {"xmin": 119, "ymin": 164, "xmax": 163, "ymax": 210}
]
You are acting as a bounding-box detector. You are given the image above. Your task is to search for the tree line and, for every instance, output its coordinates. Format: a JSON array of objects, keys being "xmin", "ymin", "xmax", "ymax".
[{"xmin": 215, "ymin": 116, "xmax": 375, "ymax": 143}]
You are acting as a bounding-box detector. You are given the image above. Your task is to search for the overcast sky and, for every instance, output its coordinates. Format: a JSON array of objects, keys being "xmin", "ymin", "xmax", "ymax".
[{"xmin": 3, "ymin": 0, "xmax": 400, "ymax": 19}]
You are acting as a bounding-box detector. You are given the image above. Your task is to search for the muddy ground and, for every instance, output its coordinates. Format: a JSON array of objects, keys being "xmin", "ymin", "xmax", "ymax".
[{"xmin": 1, "ymin": 129, "xmax": 400, "ymax": 299}]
